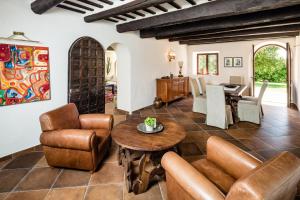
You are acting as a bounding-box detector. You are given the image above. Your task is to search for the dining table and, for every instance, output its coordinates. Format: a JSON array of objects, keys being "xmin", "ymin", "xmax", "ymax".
[{"xmin": 220, "ymin": 83, "xmax": 248, "ymax": 122}]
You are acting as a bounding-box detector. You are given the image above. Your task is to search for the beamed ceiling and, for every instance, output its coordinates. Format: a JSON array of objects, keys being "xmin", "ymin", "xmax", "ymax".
[{"xmin": 31, "ymin": 0, "xmax": 300, "ymax": 45}]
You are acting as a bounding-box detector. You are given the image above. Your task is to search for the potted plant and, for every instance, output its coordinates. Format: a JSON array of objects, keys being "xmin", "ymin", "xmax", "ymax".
[{"xmin": 144, "ymin": 117, "xmax": 157, "ymax": 132}]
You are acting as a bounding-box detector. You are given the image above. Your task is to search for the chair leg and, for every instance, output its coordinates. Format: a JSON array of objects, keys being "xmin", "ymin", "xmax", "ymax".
[{"xmin": 261, "ymin": 105, "xmax": 264, "ymax": 116}]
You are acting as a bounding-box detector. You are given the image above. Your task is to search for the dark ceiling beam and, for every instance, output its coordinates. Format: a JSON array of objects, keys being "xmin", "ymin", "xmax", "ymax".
[
  {"xmin": 117, "ymin": 0, "xmax": 300, "ymax": 33},
  {"xmin": 56, "ymin": 4, "xmax": 86, "ymax": 14},
  {"xmin": 84, "ymin": 0, "xmax": 174, "ymax": 23},
  {"xmin": 132, "ymin": 11, "xmax": 145, "ymax": 17},
  {"xmin": 143, "ymin": 8, "xmax": 156, "ymax": 15},
  {"xmin": 168, "ymin": 2, "xmax": 181, "ymax": 9},
  {"xmin": 122, "ymin": 13, "xmax": 136, "ymax": 19},
  {"xmin": 77, "ymin": 0, "xmax": 104, "ymax": 8},
  {"xmin": 154, "ymin": 5, "xmax": 168, "ymax": 12},
  {"xmin": 180, "ymin": 32, "xmax": 300, "ymax": 45},
  {"xmin": 141, "ymin": 5, "xmax": 300, "ymax": 38},
  {"xmin": 105, "ymin": 18, "xmax": 118, "ymax": 23},
  {"xmin": 31, "ymin": 0, "xmax": 65, "ymax": 14},
  {"xmin": 185, "ymin": 0, "xmax": 196, "ymax": 5},
  {"xmin": 113, "ymin": 15, "xmax": 127, "ymax": 21},
  {"xmin": 64, "ymin": 1, "xmax": 94, "ymax": 11},
  {"xmin": 170, "ymin": 19, "xmax": 300, "ymax": 41},
  {"xmin": 177, "ymin": 27, "xmax": 300, "ymax": 42},
  {"xmin": 97, "ymin": 0, "xmax": 113, "ymax": 5}
]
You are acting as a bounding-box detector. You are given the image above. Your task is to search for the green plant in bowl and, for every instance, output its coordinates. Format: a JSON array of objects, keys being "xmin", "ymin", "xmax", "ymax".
[{"xmin": 144, "ymin": 117, "xmax": 157, "ymax": 131}]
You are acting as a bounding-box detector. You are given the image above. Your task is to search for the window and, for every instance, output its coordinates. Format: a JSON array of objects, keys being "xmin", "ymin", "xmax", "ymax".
[{"xmin": 197, "ymin": 53, "xmax": 219, "ymax": 75}]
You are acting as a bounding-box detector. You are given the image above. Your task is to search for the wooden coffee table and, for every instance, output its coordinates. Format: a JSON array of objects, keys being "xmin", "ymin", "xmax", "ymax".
[{"xmin": 112, "ymin": 118, "xmax": 186, "ymax": 194}]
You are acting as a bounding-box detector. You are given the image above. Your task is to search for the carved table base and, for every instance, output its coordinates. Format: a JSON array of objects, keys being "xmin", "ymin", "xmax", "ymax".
[{"xmin": 118, "ymin": 146, "xmax": 174, "ymax": 194}]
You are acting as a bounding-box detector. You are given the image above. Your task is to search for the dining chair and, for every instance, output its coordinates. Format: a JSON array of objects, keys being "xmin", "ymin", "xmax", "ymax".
[
  {"xmin": 238, "ymin": 81, "xmax": 268, "ymax": 124},
  {"xmin": 190, "ymin": 78, "xmax": 206, "ymax": 114},
  {"xmin": 206, "ymin": 85, "xmax": 233, "ymax": 129},
  {"xmin": 196, "ymin": 77, "xmax": 206, "ymax": 95},
  {"xmin": 229, "ymin": 76, "xmax": 243, "ymax": 85}
]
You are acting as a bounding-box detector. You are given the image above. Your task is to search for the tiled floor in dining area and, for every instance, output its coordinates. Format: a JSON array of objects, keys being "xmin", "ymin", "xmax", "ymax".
[{"xmin": 1, "ymin": 97, "xmax": 300, "ymax": 200}]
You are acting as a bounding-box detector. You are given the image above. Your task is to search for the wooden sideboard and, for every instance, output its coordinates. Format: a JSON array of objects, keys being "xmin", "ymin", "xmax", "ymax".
[{"xmin": 156, "ymin": 77, "xmax": 189, "ymax": 106}]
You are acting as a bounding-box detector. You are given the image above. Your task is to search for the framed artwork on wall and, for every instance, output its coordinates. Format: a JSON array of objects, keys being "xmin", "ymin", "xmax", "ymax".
[
  {"xmin": 224, "ymin": 57, "xmax": 233, "ymax": 67},
  {"xmin": 0, "ymin": 43, "xmax": 50, "ymax": 106},
  {"xmin": 233, "ymin": 57, "xmax": 243, "ymax": 67}
]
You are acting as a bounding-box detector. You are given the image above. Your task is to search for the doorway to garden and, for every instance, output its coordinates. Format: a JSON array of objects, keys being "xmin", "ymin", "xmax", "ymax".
[{"xmin": 253, "ymin": 44, "xmax": 290, "ymax": 106}]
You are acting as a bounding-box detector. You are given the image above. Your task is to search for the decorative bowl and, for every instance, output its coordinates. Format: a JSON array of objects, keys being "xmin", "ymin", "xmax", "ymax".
[{"xmin": 137, "ymin": 122, "xmax": 164, "ymax": 134}]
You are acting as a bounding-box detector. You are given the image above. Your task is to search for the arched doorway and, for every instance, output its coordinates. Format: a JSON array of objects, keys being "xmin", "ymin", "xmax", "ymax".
[
  {"xmin": 253, "ymin": 44, "xmax": 289, "ymax": 106},
  {"xmin": 104, "ymin": 43, "xmax": 131, "ymax": 114},
  {"xmin": 104, "ymin": 45, "xmax": 117, "ymax": 114},
  {"xmin": 68, "ymin": 37, "xmax": 105, "ymax": 114}
]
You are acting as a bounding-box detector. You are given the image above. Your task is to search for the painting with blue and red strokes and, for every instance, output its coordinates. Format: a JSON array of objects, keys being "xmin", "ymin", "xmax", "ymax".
[{"xmin": 0, "ymin": 43, "xmax": 50, "ymax": 106}]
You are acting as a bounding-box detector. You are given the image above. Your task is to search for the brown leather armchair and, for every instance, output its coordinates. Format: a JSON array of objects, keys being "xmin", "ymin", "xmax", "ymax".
[
  {"xmin": 162, "ymin": 136, "xmax": 300, "ymax": 200},
  {"xmin": 39, "ymin": 103, "xmax": 113, "ymax": 172}
]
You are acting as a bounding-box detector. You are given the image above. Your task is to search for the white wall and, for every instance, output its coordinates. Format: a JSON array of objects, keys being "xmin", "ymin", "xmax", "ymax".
[
  {"xmin": 187, "ymin": 38, "xmax": 296, "ymax": 97},
  {"xmin": 0, "ymin": 0, "xmax": 187, "ymax": 157},
  {"xmin": 295, "ymin": 36, "xmax": 300, "ymax": 106}
]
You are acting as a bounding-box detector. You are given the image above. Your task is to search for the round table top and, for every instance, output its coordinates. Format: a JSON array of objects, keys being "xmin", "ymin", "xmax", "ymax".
[{"xmin": 112, "ymin": 118, "xmax": 186, "ymax": 151}]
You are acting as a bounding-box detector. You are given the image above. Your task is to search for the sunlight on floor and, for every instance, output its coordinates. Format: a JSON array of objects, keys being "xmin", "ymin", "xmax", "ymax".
[{"xmin": 255, "ymin": 86, "xmax": 287, "ymax": 107}]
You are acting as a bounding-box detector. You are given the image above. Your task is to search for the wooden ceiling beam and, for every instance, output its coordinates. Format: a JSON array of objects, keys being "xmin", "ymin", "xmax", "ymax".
[
  {"xmin": 170, "ymin": 18, "xmax": 300, "ymax": 41},
  {"xmin": 132, "ymin": 11, "xmax": 145, "ymax": 17},
  {"xmin": 84, "ymin": 0, "xmax": 174, "ymax": 23},
  {"xmin": 56, "ymin": 4, "xmax": 86, "ymax": 14},
  {"xmin": 64, "ymin": 1, "xmax": 94, "ymax": 11},
  {"xmin": 114, "ymin": 15, "xmax": 127, "ymax": 21},
  {"xmin": 117, "ymin": 0, "xmax": 300, "ymax": 33},
  {"xmin": 77, "ymin": 0, "xmax": 104, "ymax": 9},
  {"xmin": 97, "ymin": 0, "xmax": 113, "ymax": 5},
  {"xmin": 154, "ymin": 5, "xmax": 168, "ymax": 12},
  {"xmin": 180, "ymin": 32, "xmax": 300, "ymax": 45},
  {"xmin": 168, "ymin": 2, "xmax": 181, "ymax": 9},
  {"xmin": 143, "ymin": 8, "xmax": 156, "ymax": 15},
  {"xmin": 175, "ymin": 24, "xmax": 300, "ymax": 42},
  {"xmin": 185, "ymin": 0, "xmax": 196, "ymax": 5},
  {"xmin": 122, "ymin": 13, "xmax": 136, "ymax": 19},
  {"xmin": 31, "ymin": 0, "xmax": 65, "ymax": 14},
  {"xmin": 105, "ymin": 18, "xmax": 118, "ymax": 23},
  {"xmin": 140, "ymin": 5, "xmax": 300, "ymax": 39}
]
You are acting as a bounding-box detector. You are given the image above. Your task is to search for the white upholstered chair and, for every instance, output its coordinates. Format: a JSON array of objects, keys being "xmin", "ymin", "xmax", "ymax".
[
  {"xmin": 238, "ymin": 81, "xmax": 268, "ymax": 124},
  {"xmin": 196, "ymin": 77, "xmax": 206, "ymax": 95},
  {"xmin": 206, "ymin": 85, "xmax": 233, "ymax": 129},
  {"xmin": 190, "ymin": 78, "xmax": 206, "ymax": 114},
  {"xmin": 230, "ymin": 76, "xmax": 243, "ymax": 85}
]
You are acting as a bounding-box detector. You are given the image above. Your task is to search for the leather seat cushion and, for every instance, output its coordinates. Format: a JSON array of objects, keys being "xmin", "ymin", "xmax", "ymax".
[{"xmin": 192, "ymin": 158, "xmax": 236, "ymax": 194}]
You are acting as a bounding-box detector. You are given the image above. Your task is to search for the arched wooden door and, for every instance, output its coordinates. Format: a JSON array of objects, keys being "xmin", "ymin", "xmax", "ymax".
[{"xmin": 68, "ymin": 37, "xmax": 105, "ymax": 114}]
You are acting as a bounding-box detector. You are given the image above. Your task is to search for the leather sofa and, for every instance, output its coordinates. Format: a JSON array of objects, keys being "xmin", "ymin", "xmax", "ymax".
[
  {"xmin": 39, "ymin": 103, "xmax": 113, "ymax": 172},
  {"xmin": 162, "ymin": 136, "xmax": 300, "ymax": 200}
]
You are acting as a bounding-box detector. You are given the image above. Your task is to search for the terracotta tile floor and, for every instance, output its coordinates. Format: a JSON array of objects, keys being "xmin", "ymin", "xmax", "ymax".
[{"xmin": 1, "ymin": 98, "xmax": 300, "ymax": 199}]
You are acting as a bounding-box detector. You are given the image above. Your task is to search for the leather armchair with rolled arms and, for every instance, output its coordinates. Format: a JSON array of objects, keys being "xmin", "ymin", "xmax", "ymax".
[
  {"xmin": 162, "ymin": 136, "xmax": 300, "ymax": 200},
  {"xmin": 39, "ymin": 103, "xmax": 113, "ymax": 172}
]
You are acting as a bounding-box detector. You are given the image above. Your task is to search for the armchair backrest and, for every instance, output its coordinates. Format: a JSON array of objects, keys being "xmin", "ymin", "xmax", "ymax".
[
  {"xmin": 206, "ymin": 85, "xmax": 227, "ymax": 129},
  {"xmin": 190, "ymin": 78, "xmax": 201, "ymax": 97},
  {"xmin": 40, "ymin": 103, "xmax": 81, "ymax": 131},
  {"xmin": 197, "ymin": 77, "xmax": 206, "ymax": 95},
  {"xmin": 257, "ymin": 81, "xmax": 268, "ymax": 106},
  {"xmin": 207, "ymin": 136, "xmax": 262, "ymax": 180},
  {"xmin": 226, "ymin": 152, "xmax": 300, "ymax": 200},
  {"xmin": 229, "ymin": 76, "xmax": 243, "ymax": 85}
]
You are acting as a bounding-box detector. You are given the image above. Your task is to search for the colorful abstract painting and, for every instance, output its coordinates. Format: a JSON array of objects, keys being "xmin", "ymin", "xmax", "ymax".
[{"xmin": 0, "ymin": 43, "xmax": 50, "ymax": 106}]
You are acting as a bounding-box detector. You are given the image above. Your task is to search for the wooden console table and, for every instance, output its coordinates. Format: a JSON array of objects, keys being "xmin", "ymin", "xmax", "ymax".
[
  {"xmin": 111, "ymin": 118, "xmax": 186, "ymax": 194},
  {"xmin": 156, "ymin": 77, "xmax": 189, "ymax": 106}
]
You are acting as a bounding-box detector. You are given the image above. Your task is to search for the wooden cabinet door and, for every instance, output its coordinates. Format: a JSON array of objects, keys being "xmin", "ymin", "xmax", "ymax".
[
  {"xmin": 178, "ymin": 79, "xmax": 185, "ymax": 96},
  {"xmin": 171, "ymin": 79, "xmax": 179, "ymax": 99},
  {"xmin": 68, "ymin": 37, "xmax": 105, "ymax": 114}
]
